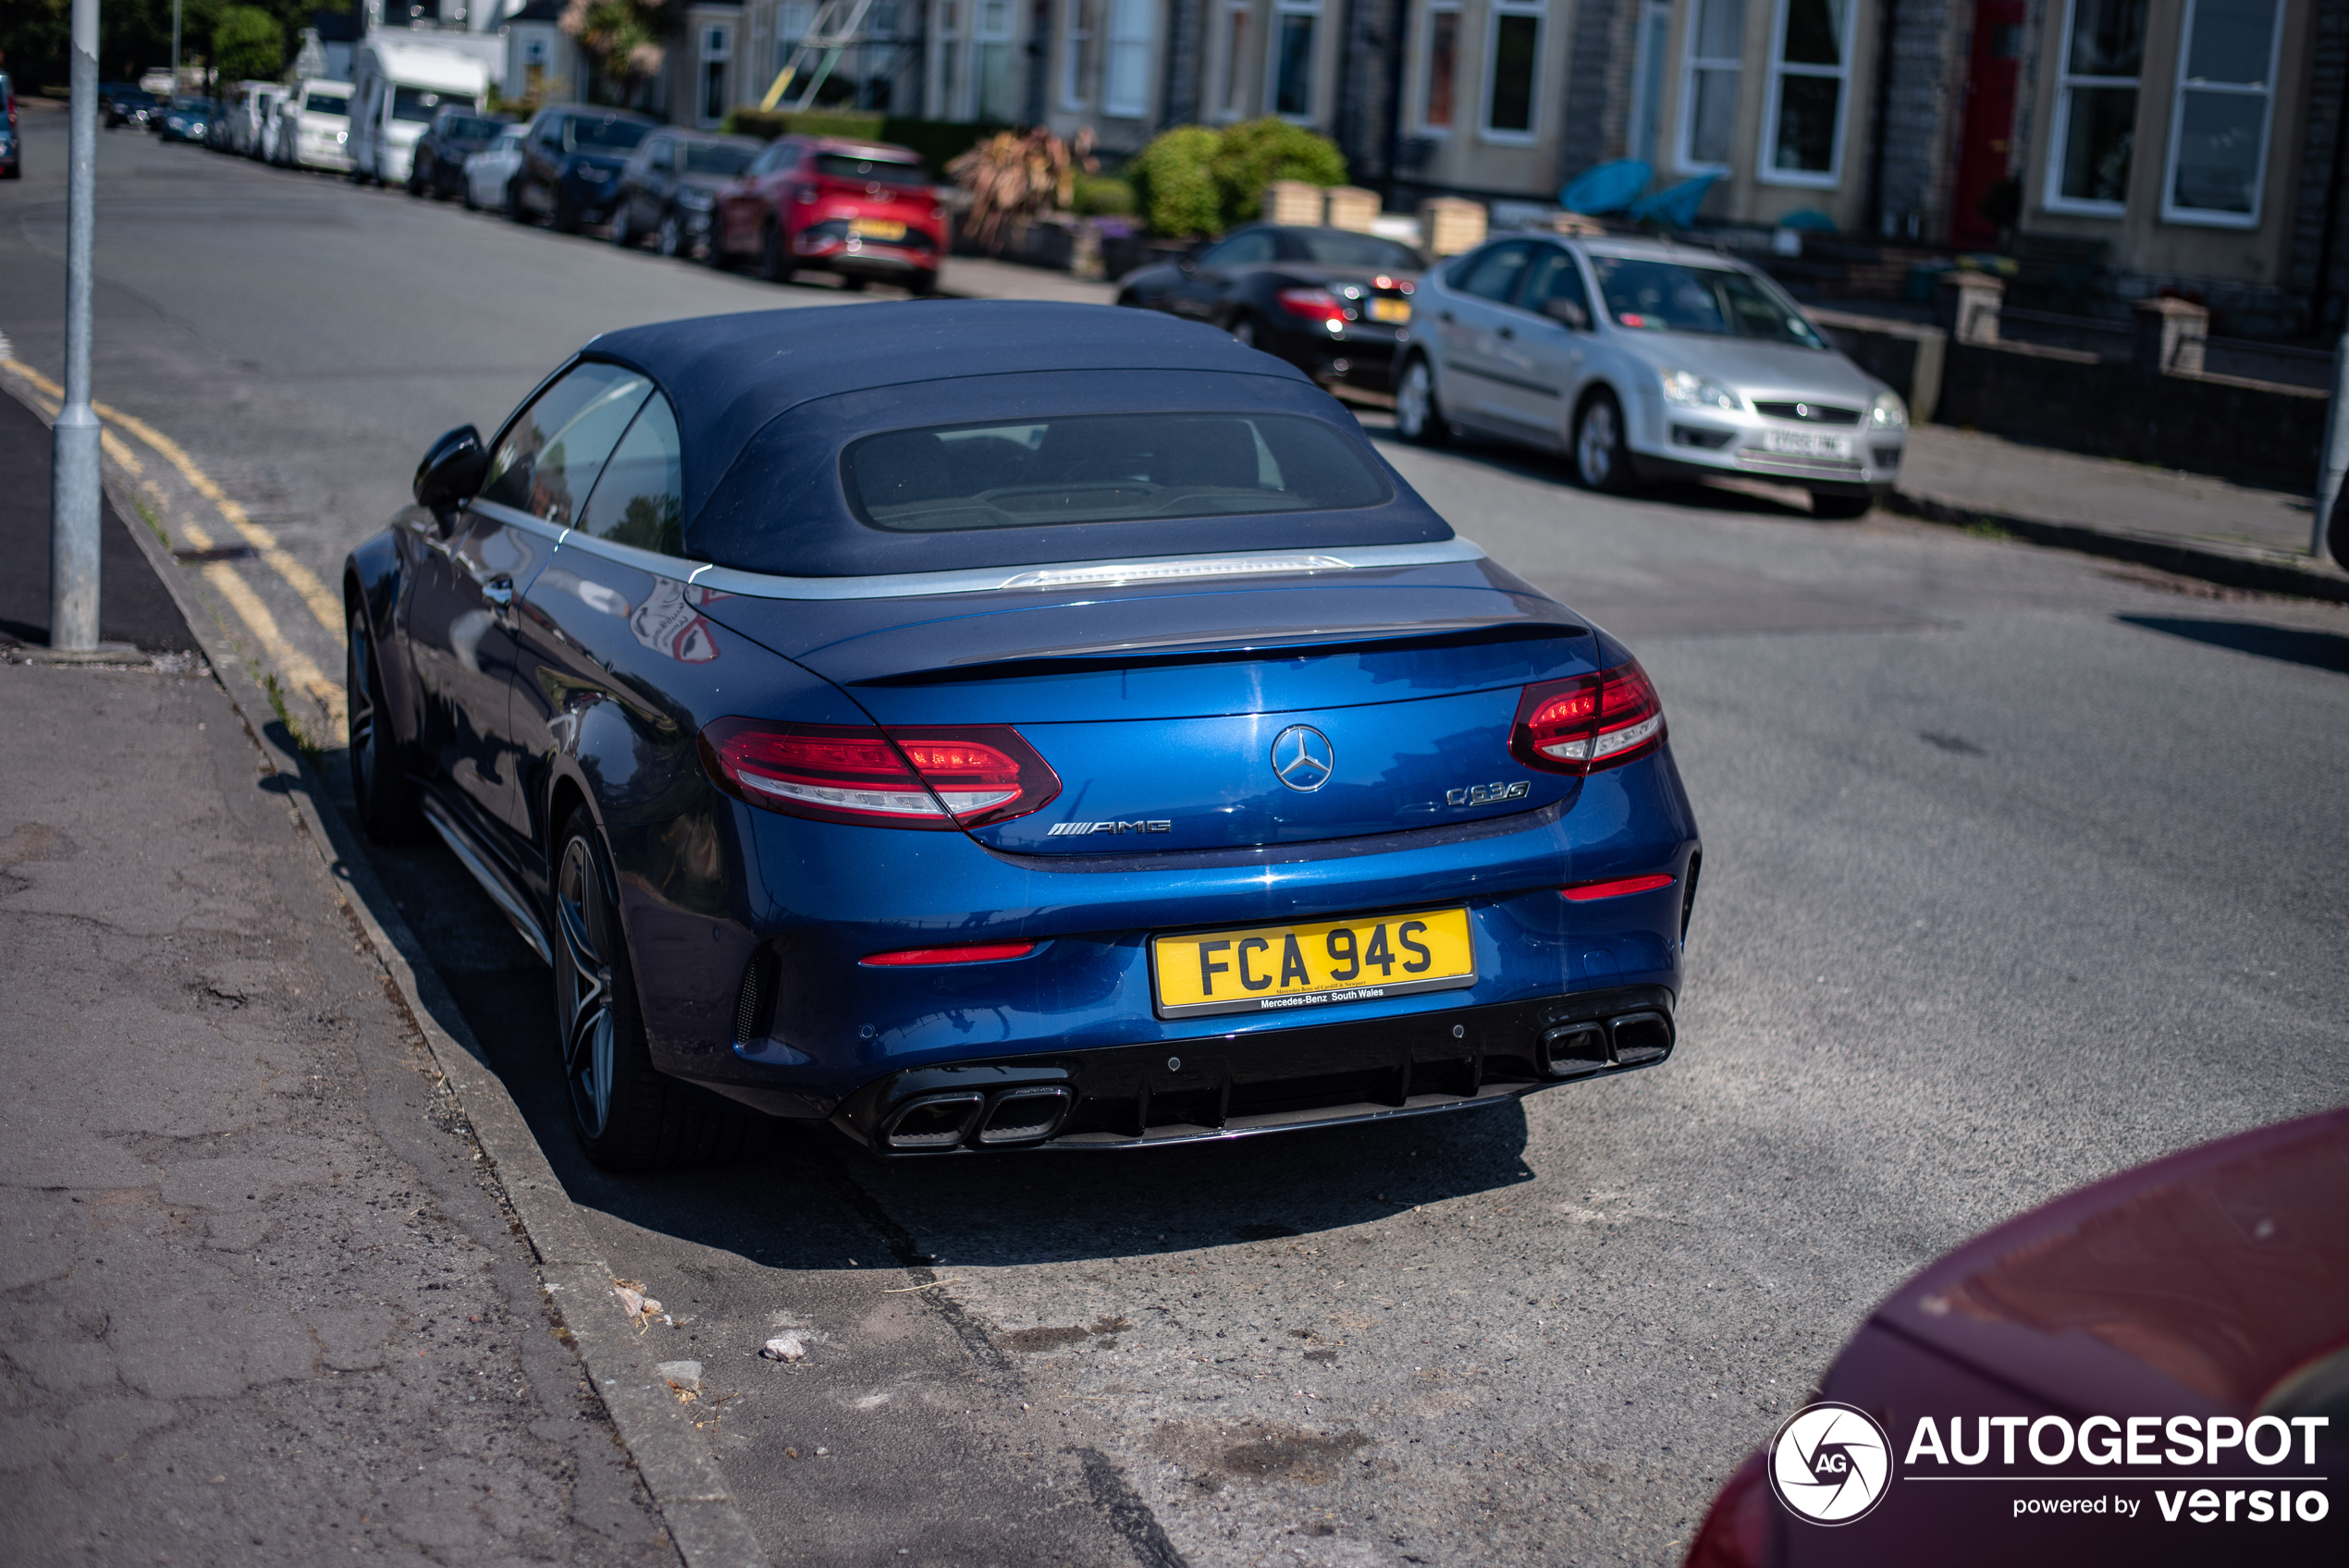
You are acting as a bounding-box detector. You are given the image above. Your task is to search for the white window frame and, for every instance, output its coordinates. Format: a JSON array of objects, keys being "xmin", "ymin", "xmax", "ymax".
[
  {"xmin": 1213, "ymin": 0, "xmax": 1254, "ymax": 120},
  {"xmin": 1104, "ymin": 0, "xmax": 1157, "ymax": 117},
  {"xmin": 1757, "ymin": 0, "xmax": 1851, "ymax": 187},
  {"xmin": 1267, "ymin": 0, "xmax": 1321, "ymax": 123},
  {"xmin": 2158, "ymin": 0, "xmax": 2285, "ymax": 228},
  {"xmin": 1061, "ymin": 0, "xmax": 1094, "ymax": 109},
  {"xmin": 2043, "ymin": 0, "xmax": 2142, "ymax": 217},
  {"xmin": 931, "ymin": 0, "xmax": 965, "ymax": 119},
  {"xmin": 1676, "ymin": 0, "xmax": 1743, "ymax": 174},
  {"xmin": 697, "ymin": 21, "xmax": 732, "ymax": 128},
  {"xmin": 1415, "ymin": 0, "xmax": 1462, "ymax": 136},
  {"xmin": 974, "ymin": 0, "xmax": 1015, "ymax": 120},
  {"xmin": 1626, "ymin": 0, "xmax": 1673, "ymax": 165},
  {"xmin": 1478, "ymin": 0, "xmax": 1544, "ymax": 144}
]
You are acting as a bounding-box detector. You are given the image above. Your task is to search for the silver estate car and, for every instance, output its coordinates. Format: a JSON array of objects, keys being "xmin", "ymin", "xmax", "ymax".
[{"xmin": 1393, "ymin": 234, "xmax": 1906, "ymax": 518}]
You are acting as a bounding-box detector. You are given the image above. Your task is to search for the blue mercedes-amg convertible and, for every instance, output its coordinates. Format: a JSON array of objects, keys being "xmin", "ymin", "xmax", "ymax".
[{"xmin": 343, "ymin": 301, "xmax": 1701, "ymax": 1169}]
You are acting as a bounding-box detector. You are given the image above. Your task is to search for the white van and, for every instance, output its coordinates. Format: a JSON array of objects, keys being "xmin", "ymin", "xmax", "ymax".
[
  {"xmin": 282, "ymin": 78, "xmax": 353, "ymax": 170},
  {"xmin": 348, "ymin": 33, "xmax": 495, "ymax": 187}
]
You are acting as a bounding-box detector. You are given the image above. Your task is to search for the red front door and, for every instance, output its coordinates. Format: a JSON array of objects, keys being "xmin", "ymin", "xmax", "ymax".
[{"xmin": 1951, "ymin": 0, "xmax": 2025, "ymax": 248}]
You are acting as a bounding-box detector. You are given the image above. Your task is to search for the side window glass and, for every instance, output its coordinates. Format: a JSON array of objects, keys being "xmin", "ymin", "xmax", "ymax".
[
  {"xmin": 1519, "ymin": 247, "xmax": 1593, "ymax": 317},
  {"xmin": 1202, "ymin": 230, "xmax": 1275, "ymax": 267},
  {"xmin": 1457, "ymin": 242, "xmax": 1532, "ymax": 302},
  {"xmin": 478, "ymin": 362, "xmax": 653, "ymax": 526},
  {"xmin": 578, "ymin": 393, "xmax": 684, "ymax": 556}
]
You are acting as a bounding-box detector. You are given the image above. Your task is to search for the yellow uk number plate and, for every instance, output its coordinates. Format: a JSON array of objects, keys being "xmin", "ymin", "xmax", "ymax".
[
  {"xmin": 1151, "ymin": 907, "xmax": 1474, "ymax": 1019},
  {"xmin": 1366, "ymin": 297, "xmax": 1412, "ymax": 324},
  {"xmin": 850, "ymin": 218, "xmax": 907, "ymax": 240}
]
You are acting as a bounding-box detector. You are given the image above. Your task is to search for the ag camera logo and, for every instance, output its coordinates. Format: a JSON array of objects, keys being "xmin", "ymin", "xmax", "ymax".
[{"xmin": 1768, "ymin": 1402, "xmax": 1893, "ymax": 1524}]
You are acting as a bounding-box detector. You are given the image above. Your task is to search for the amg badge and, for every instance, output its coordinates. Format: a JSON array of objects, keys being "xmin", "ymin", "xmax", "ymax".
[{"xmin": 1046, "ymin": 819, "xmax": 1174, "ymax": 837}]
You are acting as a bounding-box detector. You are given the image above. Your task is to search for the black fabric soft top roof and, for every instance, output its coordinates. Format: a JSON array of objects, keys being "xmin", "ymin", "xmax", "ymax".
[{"xmin": 579, "ymin": 302, "xmax": 1454, "ymax": 579}]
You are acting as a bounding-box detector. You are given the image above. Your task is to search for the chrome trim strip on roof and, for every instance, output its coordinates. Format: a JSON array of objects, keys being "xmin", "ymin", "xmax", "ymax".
[{"xmin": 654, "ymin": 538, "xmax": 1489, "ymax": 601}]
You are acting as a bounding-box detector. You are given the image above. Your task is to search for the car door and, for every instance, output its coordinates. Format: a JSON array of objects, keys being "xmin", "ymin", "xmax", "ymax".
[
  {"xmin": 523, "ymin": 113, "xmax": 563, "ymax": 212},
  {"xmin": 405, "ymin": 361, "xmax": 653, "ymax": 862},
  {"xmin": 1483, "ymin": 242, "xmax": 1599, "ymax": 445},
  {"xmin": 1430, "ymin": 241, "xmax": 1536, "ymax": 434},
  {"xmin": 1170, "ymin": 229, "xmax": 1276, "ymax": 321}
]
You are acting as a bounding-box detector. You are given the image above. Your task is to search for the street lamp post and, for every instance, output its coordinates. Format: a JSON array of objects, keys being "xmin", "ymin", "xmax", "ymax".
[{"xmin": 49, "ymin": 0, "xmax": 102, "ymax": 653}]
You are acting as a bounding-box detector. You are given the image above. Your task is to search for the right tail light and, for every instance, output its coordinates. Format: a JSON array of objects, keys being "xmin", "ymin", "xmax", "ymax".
[
  {"xmin": 1509, "ymin": 660, "xmax": 1666, "ymax": 775},
  {"xmin": 1683, "ymin": 1452, "xmax": 1772, "ymax": 1568}
]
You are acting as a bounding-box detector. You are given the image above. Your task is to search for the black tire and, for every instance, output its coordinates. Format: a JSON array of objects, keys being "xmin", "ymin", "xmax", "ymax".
[
  {"xmin": 609, "ymin": 201, "xmax": 633, "ymax": 247},
  {"xmin": 758, "ymin": 220, "xmax": 794, "ymax": 283},
  {"xmin": 909, "ymin": 268, "xmax": 939, "ymax": 297},
  {"xmin": 406, "ymin": 167, "xmax": 424, "ymax": 197},
  {"xmin": 1394, "ymin": 355, "xmax": 1451, "ymax": 447},
  {"xmin": 503, "ymin": 177, "xmax": 527, "ymax": 222},
  {"xmin": 551, "ymin": 806, "xmax": 751, "ymax": 1171},
  {"xmin": 1811, "ymin": 490, "xmax": 1875, "ymax": 521},
  {"xmin": 1574, "ymin": 388, "xmax": 1640, "ymax": 494},
  {"xmin": 550, "ymin": 190, "xmax": 580, "ymax": 233},
  {"xmin": 656, "ymin": 208, "xmax": 684, "ymax": 258},
  {"xmin": 345, "ymin": 603, "xmax": 421, "ymax": 842}
]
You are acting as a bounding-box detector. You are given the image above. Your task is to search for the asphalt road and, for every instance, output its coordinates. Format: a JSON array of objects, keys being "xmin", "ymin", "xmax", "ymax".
[{"xmin": 6, "ymin": 101, "xmax": 2349, "ymax": 1568}]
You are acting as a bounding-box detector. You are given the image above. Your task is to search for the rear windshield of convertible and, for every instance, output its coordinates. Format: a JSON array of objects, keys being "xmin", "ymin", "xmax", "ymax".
[{"xmin": 842, "ymin": 412, "xmax": 1389, "ymax": 532}]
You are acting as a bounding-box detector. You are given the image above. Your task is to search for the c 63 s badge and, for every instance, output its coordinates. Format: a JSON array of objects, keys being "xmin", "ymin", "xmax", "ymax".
[{"xmin": 1447, "ymin": 780, "xmax": 1531, "ymax": 807}]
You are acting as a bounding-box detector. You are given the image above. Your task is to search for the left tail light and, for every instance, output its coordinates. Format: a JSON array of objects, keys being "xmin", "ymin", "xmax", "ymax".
[
  {"xmin": 699, "ymin": 719, "xmax": 1061, "ymax": 829},
  {"xmin": 1276, "ymin": 287, "xmax": 1348, "ymax": 325},
  {"xmin": 1509, "ymin": 660, "xmax": 1666, "ymax": 775}
]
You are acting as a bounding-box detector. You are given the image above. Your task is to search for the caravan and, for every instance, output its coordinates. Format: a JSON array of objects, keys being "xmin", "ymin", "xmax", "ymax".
[{"xmin": 347, "ymin": 32, "xmax": 498, "ymax": 186}]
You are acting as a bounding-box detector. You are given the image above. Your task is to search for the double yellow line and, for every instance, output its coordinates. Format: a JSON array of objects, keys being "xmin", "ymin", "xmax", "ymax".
[{"xmin": 6, "ymin": 359, "xmax": 347, "ymax": 730}]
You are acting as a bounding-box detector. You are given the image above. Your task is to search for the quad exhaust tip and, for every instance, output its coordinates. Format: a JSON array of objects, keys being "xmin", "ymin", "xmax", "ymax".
[
  {"xmin": 880, "ymin": 1085, "xmax": 1074, "ymax": 1152},
  {"xmin": 1540, "ymin": 1010, "xmax": 1674, "ymax": 1079}
]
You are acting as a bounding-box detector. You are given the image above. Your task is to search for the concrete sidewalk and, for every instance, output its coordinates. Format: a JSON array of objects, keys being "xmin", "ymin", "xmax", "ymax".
[{"xmin": 0, "ymin": 477, "xmax": 682, "ymax": 1562}]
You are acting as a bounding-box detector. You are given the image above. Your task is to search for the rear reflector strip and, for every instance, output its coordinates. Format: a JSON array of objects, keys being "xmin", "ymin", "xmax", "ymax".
[
  {"xmin": 860, "ymin": 941, "xmax": 1039, "ymax": 967},
  {"xmin": 1561, "ymin": 874, "xmax": 1676, "ymax": 902}
]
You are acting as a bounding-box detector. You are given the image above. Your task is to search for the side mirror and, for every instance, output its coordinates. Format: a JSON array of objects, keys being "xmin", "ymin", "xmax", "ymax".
[
  {"xmin": 1177, "ymin": 256, "xmax": 1199, "ymax": 276},
  {"xmin": 1543, "ymin": 297, "xmax": 1592, "ymax": 330},
  {"xmin": 413, "ymin": 424, "xmax": 487, "ymax": 515}
]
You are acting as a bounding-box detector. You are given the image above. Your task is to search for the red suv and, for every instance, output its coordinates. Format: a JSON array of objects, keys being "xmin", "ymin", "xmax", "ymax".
[{"xmin": 709, "ymin": 134, "xmax": 944, "ymax": 295}]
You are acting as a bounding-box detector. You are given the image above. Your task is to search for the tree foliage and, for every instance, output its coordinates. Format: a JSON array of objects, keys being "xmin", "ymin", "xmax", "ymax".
[
  {"xmin": 1128, "ymin": 118, "xmax": 1347, "ymax": 237},
  {"xmin": 560, "ymin": 0, "xmax": 668, "ymax": 107},
  {"xmin": 211, "ymin": 6, "xmax": 283, "ymax": 84}
]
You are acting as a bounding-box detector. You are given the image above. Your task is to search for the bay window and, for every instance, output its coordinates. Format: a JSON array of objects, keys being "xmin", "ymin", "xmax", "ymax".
[
  {"xmin": 1678, "ymin": 0, "xmax": 1743, "ymax": 171},
  {"xmin": 1762, "ymin": 0, "xmax": 1851, "ymax": 183},
  {"xmin": 2048, "ymin": 0, "xmax": 2146, "ymax": 213},
  {"xmin": 2160, "ymin": 0, "xmax": 2283, "ymax": 225},
  {"xmin": 1105, "ymin": 0, "xmax": 1156, "ymax": 116}
]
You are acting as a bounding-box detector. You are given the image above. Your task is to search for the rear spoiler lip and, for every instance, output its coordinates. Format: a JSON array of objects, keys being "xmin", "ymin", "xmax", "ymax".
[{"xmin": 852, "ymin": 618, "xmax": 1590, "ymax": 686}]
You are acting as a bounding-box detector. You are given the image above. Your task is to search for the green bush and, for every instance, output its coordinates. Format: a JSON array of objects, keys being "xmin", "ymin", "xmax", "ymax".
[
  {"xmin": 1072, "ymin": 175, "xmax": 1136, "ymax": 216},
  {"xmin": 1130, "ymin": 125, "xmax": 1224, "ymax": 238},
  {"xmin": 1210, "ymin": 117, "xmax": 1347, "ymax": 225}
]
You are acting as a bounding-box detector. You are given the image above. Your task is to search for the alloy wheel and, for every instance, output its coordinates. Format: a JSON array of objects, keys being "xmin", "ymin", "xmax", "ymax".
[
  {"xmin": 555, "ymin": 835, "xmax": 618, "ymax": 1140},
  {"xmin": 658, "ymin": 211, "xmax": 683, "ymax": 257},
  {"xmin": 344, "ymin": 611, "xmax": 377, "ymax": 813},
  {"xmin": 1396, "ymin": 359, "xmax": 1447, "ymax": 446},
  {"xmin": 1577, "ymin": 398, "xmax": 1619, "ymax": 488}
]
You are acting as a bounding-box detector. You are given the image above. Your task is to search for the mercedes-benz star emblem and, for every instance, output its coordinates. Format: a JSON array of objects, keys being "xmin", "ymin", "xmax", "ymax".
[{"xmin": 1271, "ymin": 726, "xmax": 1334, "ymax": 792}]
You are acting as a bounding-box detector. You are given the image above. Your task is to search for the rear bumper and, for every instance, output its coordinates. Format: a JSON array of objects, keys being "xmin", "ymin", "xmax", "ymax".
[{"xmin": 828, "ymin": 985, "xmax": 1676, "ymax": 1153}]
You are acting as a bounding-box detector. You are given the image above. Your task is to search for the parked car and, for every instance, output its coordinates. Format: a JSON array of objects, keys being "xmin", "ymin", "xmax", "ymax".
[
  {"xmin": 102, "ymin": 84, "xmax": 157, "ymax": 129},
  {"xmin": 157, "ymin": 96, "xmax": 217, "ymax": 143},
  {"xmin": 342, "ymin": 301, "xmax": 1699, "ymax": 1170},
  {"xmin": 0, "ymin": 71, "xmax": 17, "ymax": 178},
  {"xmin": 410, "ymin": 105, "xmax": 510, "ymax": 200},
  {"xmin": 225, "ymin": 81, "xmax": 282, "ymax": 157},
  {"xmin": 279, "ymin": 79, "xmax": 352, "ymax": 171},
  {"xmin": 1395, "ymin": 234, "xmax": 1907, "ymax": 519},
  {"xmin": 462, "ymin": 124, "xmax": 526, "ymax": 210},
  {"xmin": 708, "ymin": 133, "xmax": 944, "ymax": 293},
  {"xmin": 1117, "ymin": 226, "xmax": 1426, "ymax": 395},
  {"xmin": 609, "ymin": 128, "xmax": 762, "ymax": 258},
  {"xmin": 348, "ymin": 32, "xmax": 492, "ymax": 187},
  {"xmin": 507, "ymin": 105, "xmax": 655, "ymax": 231},
  {"xmin": 1683, "ymin": 1107, "xmax": 2349, "ymax": 1568}
]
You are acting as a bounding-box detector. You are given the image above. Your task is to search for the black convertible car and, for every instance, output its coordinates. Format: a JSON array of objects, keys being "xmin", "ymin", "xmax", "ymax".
[{"xmin": 1116, "ymin": 224, "xmax": 1426, "ymax": 395}]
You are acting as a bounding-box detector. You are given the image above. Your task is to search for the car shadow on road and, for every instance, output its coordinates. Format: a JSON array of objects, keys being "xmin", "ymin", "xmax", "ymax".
[
  {"xmin": 316, "ymin": 745, "xmax": 1536, "ymax": 1276},
  {"xmin": 2117, "ymin": 615, "xmax": 2349, "ymax": 675}
]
